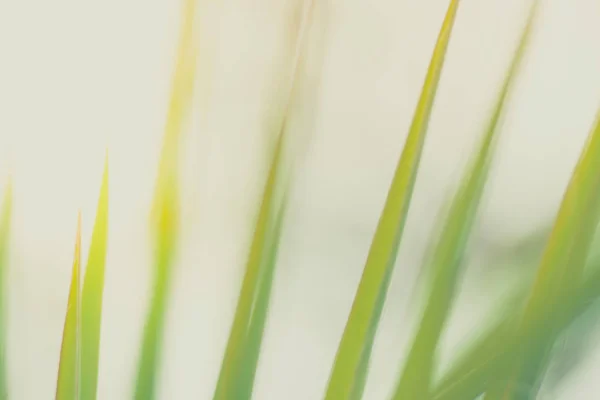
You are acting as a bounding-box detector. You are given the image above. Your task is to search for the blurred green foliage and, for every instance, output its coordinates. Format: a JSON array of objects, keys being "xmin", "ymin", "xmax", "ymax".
[{"xmin": 1, "ymin": 0, "xmax": 600, "ymax": 399}]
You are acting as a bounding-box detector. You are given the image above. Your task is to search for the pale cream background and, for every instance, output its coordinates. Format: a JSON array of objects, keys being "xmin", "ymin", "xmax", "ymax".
[{"xmin": 1, "ymin": 0, "xmax": 600, "ymax": 399}]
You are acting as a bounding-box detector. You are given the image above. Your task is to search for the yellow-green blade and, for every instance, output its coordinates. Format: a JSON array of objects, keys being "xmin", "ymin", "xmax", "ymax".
[
  {"xmin": 56, "ymin": 215, "xmax": 82, "ymax": 400},
  {"xmin": 133, "ymin": 0, "xmax": 197, "ymax": 399},
  {"xmin": 80, "ymin": 159, "xmax": 109, "ymax": 400},
  {"xmin": 323, "ymin": 2, "xmax": 461, "ymax": 399},
  {"xmin": 390, "ymin": 4, "xmax": 534, "ymax": 398},
  {"xmin": 213, "ymin": 133, "xmax": 285, "ymax": 400},
  {"xmin": 149, "ymin": 0, "xmax": 197, "ymax": 225},
  {"xmin": 234, "ymin": 192, "xmax": 289, "ymax": 400},
  {"xmin": 434, "ymin": 109, "xmax": 600, "ymax": 400},
  {"xmin": 0, "ymin": 181, "xmax": 12, "ymax": 400},
  {"xmin": 484, "ymin": 108, "xmax": 600, "ymax": 400},
  {"xmin": 514, "ymin": 112, "xmax": 600, "ymax": 398}
]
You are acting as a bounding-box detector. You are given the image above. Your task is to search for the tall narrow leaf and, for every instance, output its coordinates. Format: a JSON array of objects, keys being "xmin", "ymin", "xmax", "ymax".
[
  {"xmin": 213, "ymin": 133, "xmax": 285, "ymax": 400},
  {"xmin": 80, "ymin": 159, "xmax": 109, "ymax": 400},
  {"xmin": 133, "ymin": 0, "xmax": 197, "ymax": 398},
  {"xmin": 234, "ymin": 193, "xmax": 289, "ymax": 399},
  {"xmin": 391, "ymin": 4, "xmax": 534, "ymax": 398},
  {"xmin": 213, "ymin": 0, "xmax": 315, "ymax": 396},
  {"xmin": 485, "ymin": 107, "xmax": 600, "ymax": 400},
  {"xmin": 324, "ymin": 2, "xmax": 461, "ymax": 399},
  {"xmin": 0, "ymin": 182, "xmax": 12, "ymax": 400},
  {"xmin": 56, "ymin": 215, "xmax": 82, "ymax": 400}
]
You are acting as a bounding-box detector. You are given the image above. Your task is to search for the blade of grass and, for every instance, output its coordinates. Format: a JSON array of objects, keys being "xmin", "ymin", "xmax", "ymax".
[
  {"xmin": 213, "ymin": 0, "xmax": 315, "ymax": 396},
  {"xmin": 0, "ymin": 181, "xmax": 12, "ymax": 400},
  {"xmin": 234, "ymin": 190, "xmax": 290, "ymax": 399},
  {"xmin": 212, "ymin": 133, "xmax": 285, "ymax": 400},
  {"xmin": 390, "ymin": 4, "xmax": 533, "ymax": 398},
  {"xmin": 56, "ymin": 214, "xmax": 82, "ymax": 400},
  {"xmin": 431, "ymin": 107, "xmax": 600, "ymax": 400},
  {"xmin": 484, "ymin": 107, "xmax": 600, "ymax": 400},
  {"xmin": 133, "ymin": 0, "xmax": 198, "ymax": 399},
  {"xmin": 323, "ymin": 2, "xmax": 461, "ymax": 399},
  {"xmin": 80, "ymin": 158, "xmax": 109, "ymax": 400}
]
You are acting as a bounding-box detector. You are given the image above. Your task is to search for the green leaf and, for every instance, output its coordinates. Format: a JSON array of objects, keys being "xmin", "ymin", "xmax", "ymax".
[
  {"xmin": 133, "ymin": 0, "xmax": 197, "ymax": 399},
  {"xmin": 0, "ymin": 181, "xmax": 12, "ymax": 400},
  {"xmin": 56, "ymin": 215, "xmax": 82, "ymax": 400},
  {"xmin": 80, "ymin": 158, "xmax": 109, "ymax": 400},
  {"xmin": 234, "ymin": 191, "xmax": 289, "ymax": 399},
  {"xmin": 213, "ymin": 133, "xmax": 285, "ymax": 400},
  {"xmin": 484, "ymin": 111, "xmax": 600, "ymax": 399},
  {"xmin": 323, "ymin": 2, "xmax": 461, "ymax": 399},
  {"xmin": 390, "ymin": 2, "xmax": 534, "ymax": 397},
  {"xmin": 431, "ymin": 107, "xmax": 600, "ymax": 400}
]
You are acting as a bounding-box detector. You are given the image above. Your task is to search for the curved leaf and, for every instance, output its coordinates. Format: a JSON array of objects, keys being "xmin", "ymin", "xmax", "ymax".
[
  {"xmin": 324, "ymin": 2, "xmax": 461, "ymax": 399},
  {"xmin": 80, "ymin": 158, "xmax": 109, "ymax": 400},
  {"xmin": 56, "ymin": 215, "xmax": 82, "ymax": 400}
]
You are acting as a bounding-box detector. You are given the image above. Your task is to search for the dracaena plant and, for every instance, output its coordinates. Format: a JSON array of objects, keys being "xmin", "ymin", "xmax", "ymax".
[{"xmin": 1, "ymin": 0, "xmax": 599, "ymax": 399}]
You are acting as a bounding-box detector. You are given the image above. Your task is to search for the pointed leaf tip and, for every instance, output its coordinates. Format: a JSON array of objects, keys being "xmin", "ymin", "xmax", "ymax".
[
  {"xmin": 56, "ymin": 216, "xmax": 83, "ymax": 400},
  {"xmin": 324, "ymin": 1, "xmax": 461, "ymax": 399},
  {"xmin": 80, "ymin": 161, "xmax": 109, "ymax": 400}
]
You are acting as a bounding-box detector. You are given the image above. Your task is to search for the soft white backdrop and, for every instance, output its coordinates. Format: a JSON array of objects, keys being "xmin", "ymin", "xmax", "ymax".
[{"xmin": 1, "ymin": 0, "xmax": 600, "ymax": 398}]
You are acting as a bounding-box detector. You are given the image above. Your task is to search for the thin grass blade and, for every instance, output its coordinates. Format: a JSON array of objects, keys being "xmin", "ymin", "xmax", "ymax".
[
  {"xmin": 212, "ymin": 0, "xmax": 315, "ymax": 395},
  {"xmin": 80, "ymin": 158, "xmax": 109, "ymax": 400},
  {"xmin": 390, "ymin": 4, "xmax": 533, "ymax": 398},
  {"xmin": 213, "ymin": 133, "xmax": 285, "ymax": 400},
  {"xmin": 430, "ymin": 108, "xmax": 600, "ymax": 400},
  {"xmin": 56, "ymin": 215, "xmax": 82, "ymax": 400},
  {"xmin": 324, "ymin": 2, "xmax": 461, "ymax": 399},
  {"xmin": 133, "ymin": 0, "xmax": 197, "ymax": 399},
  {"xmin": 484, "ymin": 109, "xmax": 600, "ymax": 400},
  {"xmin": 0, "ymin": 182, "xmax": 12, "ymax": 400},
  {"xmin": 234, "ymin": 192, "xmax": 289, "ymax": 399}
]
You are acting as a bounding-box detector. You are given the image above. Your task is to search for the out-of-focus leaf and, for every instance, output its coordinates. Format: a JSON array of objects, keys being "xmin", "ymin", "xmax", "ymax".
[
  {"xmin": 213, "ymin": 134, "xmax": 286, "ymax": 400},
  {"xmin": 56, "ymin": 215, "xmax": 82, "ymax": 400},
  {"xmin": 431, "ymin": 107, "xmax": 600, "ymax": 400},
  {"xmin": 133, "ymin": 0, "xmax": 197, "ymax": 399},
  {"xmin": 324, "ymin": 2, "xmax": 461, "ymax": 399},
  {"xmin": 80, "ymin": 158, "xmax": 109, "ymax": 400},
  {"xmin": 212, "ymin": 0, "xmax": 315, "ymax": 395},
  {"xmin": 0, "ymin": 182, "xmax": 12, "ymax": 400},
  {"xmin": 485, "ymin": 107, "xmax": 600, "ymax": 400},
  {"xmin": 390, "ymin": 3, "xmax": 534, "ymax": 397},
  {"xmin": 234, "ymin": 192, "xmax": 289, "ymax": 399}
]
